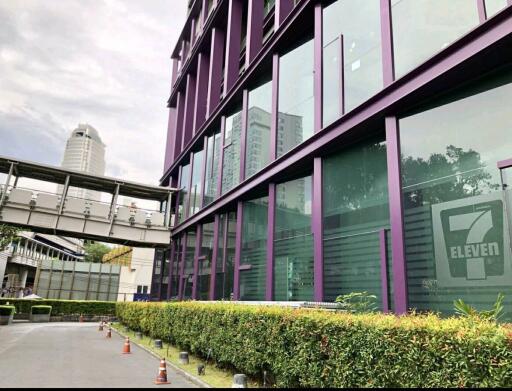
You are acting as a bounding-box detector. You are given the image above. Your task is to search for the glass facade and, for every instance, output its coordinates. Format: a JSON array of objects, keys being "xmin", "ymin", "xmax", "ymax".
[
  {"xmin": 400, "ymin": 68, "xmax": 512, "ymax": 318},
  {"xmin": 246, "ymin": 80, "xmax": 272, "ymax": 178},
  {"xmin": 158, "ymin": 0, "xmax": 512, "ymax": 318},
  {"xmin": 214, "ymin": 212, "xmax": 237, "ymax": 300},
  {"xmin": 274, "ymin": 177, "xmax": 314, "ymax": 301},
  {"xmin": 391, "ymin": 0, "xmax": 479, "ymax": 78},
  {"xmin": 177, "ymin": 163, "xmax": 191, "ymax": 224},
  {"xmin": 323, "ymin": 0, "xmax": 382, "ymax": 126},
  {"xmin": 204, "ymin": 130, "xmax": 221, "ymax": 206},
  {"xmin": 323, "ymin": 137, "xmax": 391, "ymax": 307},
  {"xmin": 240, "ymin": 197, "xmax": 268, "ymax": 301},
  {"xmin": 222, "ymin": 108, "xmax": 243, "ymax": 194},
  {"xmin": 278, "ymin": 38, "xmax": 314, "ymax": 157},
  {"xmin": 35, "ymin": 260, "xmax": 120, "ymax": 301},
  {"xmin": 189, "ymin": 150, "xmax": 204, "ymax": 216}
]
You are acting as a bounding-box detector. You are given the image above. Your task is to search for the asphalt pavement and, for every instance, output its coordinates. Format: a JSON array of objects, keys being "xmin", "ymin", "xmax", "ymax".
[{"xmin": 0, "ymin": 322, "xmax": 198, "ymax": 388}]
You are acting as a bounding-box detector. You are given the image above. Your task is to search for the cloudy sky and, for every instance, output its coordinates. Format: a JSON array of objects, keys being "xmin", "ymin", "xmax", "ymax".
[{"xmin": 0, "ymin": 0, "xmax": 187, "ymax": 187}]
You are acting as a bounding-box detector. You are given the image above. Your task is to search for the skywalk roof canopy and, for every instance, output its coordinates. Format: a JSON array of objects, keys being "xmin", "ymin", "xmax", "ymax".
[{"xmin": 0, "ymin": 155, "xmax": 176, "ymax": 202}]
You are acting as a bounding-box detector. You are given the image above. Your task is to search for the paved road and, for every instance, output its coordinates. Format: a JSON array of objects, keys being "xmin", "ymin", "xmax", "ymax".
[{"xmin": 0, "ymin": 322, "xmax": 198, "ymax": 388}]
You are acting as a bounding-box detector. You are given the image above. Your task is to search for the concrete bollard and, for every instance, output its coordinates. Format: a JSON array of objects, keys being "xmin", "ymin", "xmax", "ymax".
[
  {"xmin": 178, "ymin": 351, "xmax": 189, "ymax": 365},
  {"xmin": 154, "ymin": 339, "xmax": 163, "ymax": 349},
  {"xmin": 232, "ymin": 374, "xmax": 248, "ymax": 388},
  {"xmin": 135, "ymin": 332, "xmax": 142, "ymax": 340}
]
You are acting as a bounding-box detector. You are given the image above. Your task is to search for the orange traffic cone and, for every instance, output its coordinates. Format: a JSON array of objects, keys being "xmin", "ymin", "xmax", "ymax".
[
  {"xmin": 98, "ymin": 322, "xmax": 104, "ymax": 331},
  {"xmin": 155, "ymin": 358, "xmax": 170, "ymax": 385},
  {"xmin": 106, "ymin": 326, "xmax": 112, "ymax": 339},
  {"xmin": 122, "ymin": 337, "xmax": 131, "ymax": 354}
]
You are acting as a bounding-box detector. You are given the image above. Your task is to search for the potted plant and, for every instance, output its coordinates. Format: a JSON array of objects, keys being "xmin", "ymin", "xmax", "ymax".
[
  {"xmin": 30, "ymin": 305, "xmax": 52, "ymax": 323},
  {"xmin": 0, "ymin": 305, "xmax": 16, "ymax": 325}
]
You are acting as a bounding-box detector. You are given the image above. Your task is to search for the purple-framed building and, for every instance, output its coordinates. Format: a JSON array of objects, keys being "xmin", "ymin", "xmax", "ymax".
[{"xmin": 152, "ymin": 0, "xmax": 512, "ymax": 317}]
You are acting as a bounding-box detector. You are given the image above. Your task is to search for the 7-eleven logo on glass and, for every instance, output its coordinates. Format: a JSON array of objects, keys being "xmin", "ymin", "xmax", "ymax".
[
  {"xmin": 441, "ymin": 201, "xmax": 503, "ymax": 280},
  {"xmin": 432, "ymin": 193, "xmax": 512, "ymax": 288}
]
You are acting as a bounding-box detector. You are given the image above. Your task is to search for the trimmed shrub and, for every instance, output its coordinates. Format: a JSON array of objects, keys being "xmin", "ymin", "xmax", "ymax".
[
  {"xmin": 0, "ymin": 299, "xmax": 116, "ymax": 316},
  {"xmin": 116, "ymin": 302, "xmax": 512, "ymax": 388},
  {"xmin": 0, "ymin": 305, "xmax": 15, "ymax": 316},
  {"xmin": 31, "ymin": 305, "xmax": 52, "ymax": 315}
]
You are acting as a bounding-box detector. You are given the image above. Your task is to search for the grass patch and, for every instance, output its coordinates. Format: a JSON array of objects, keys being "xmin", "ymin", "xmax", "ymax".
[{"xmin": 110, "ymin": 323, "xmax": 260, "ymax": 388}]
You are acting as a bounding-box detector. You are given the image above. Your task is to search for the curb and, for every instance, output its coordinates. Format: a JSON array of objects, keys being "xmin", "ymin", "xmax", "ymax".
[{"xmin": 110, "ymin": 326, "xmax": 212, "ymax": 389}]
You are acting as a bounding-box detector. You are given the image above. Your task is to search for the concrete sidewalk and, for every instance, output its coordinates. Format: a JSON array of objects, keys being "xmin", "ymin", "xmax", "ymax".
[{"xmin": 0, "ymin": 322, "xmax": 198, "ymax": 388}]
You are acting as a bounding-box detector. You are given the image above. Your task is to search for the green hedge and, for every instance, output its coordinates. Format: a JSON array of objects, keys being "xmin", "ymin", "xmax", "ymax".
[
  {"xmin": 116, "ymin": 302, "xmax": 512, "ymax": 388},
  {"xmin": 30, "ymin": 305, "xmax": 52, "ymax": 315},
  {"xmin": 0, "ymin": 305, "xmax": 15, "ymax": 316},
  {"xmin": 0, "ymin": 299, "xmax": 116, "ymax": 316}
]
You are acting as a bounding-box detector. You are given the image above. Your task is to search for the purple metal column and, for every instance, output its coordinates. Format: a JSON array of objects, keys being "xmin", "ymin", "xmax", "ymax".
[
  {"xmin": 178, "ymin": 232, "xmax": 188, "ymax": 301},
  {"xmin": 314, "ymin": 3, "xmax": 323, "ymax": 133},
  {"xmin": 193, "ymin": 52, "xmax": 210, "ymax": 134},
  {"xmin": 164, "ymin": 107, "xmax": 177, "ymax": 171},
  {"xmin": 185, "ymin": 152, "xmax": 195, "ymax": 221},
  {"xmin": 379, "ymin": 229, "xmax": 390, "ymax": 313},
  {"xmin": 477, "ymin": 0, "xmax": 487, "ymax": 22},
  {"xmin": 167, "ymin": 241, "xmax": 176, "ymax": 300},
  {"xmin": 182, "ymin": 40, "xmax": 189, "ymax": 65},
  {"xmin": 380, "ymin": 0, "xmax": 395, "ymax": 87},
  {"xmin": 312, "ymin": 4, "xmax": 324, "ymax": 302},
  {"xmin": 312, "ymin": 157, "xmax": 324, "ymax": 302},
  {"xmin": 207, "ymin": 28, "xmax": 226, "ymax": 117},
  {"xmin": 173, "ymin": 92, "xmax": 186, "ymax": 162},
  {"xmin": 233, "ymin": 201, "xmax": 244, "ymax": 300},
  {"xmin": 246, "ymin": 0, "xmax": 264, "ymax": 70},
  {"xmin": 182, "ymin": 74, "xmax": 197, "ymax": 151},
  {"xmin": 201, "ymin": 0, "xmax": 208, "ymax": 28},
  {"xmin": 216, "ymin": 117, "xmax": 226, "ymax": 197},
  {"xmin": 270, "ymin": 54, "xmax": 279, "ymax": 161},
  {"xmin": 385, "ymin": 116, "xmax": 408, "ymax": 314},
  {"xmin": 174, "ymin": 166, "xmax": 183, "ymax": 227},
  {"xmin": 239, "ymin": 90, "xmax": 249, "ymax": 182},
  {"xmin": 223, "ymin": 0, "xmax": 243, "ymax": 96},
  {"xmin": 265, "ymin": 184, "xmax": 276, "ymax": 301},
  {"xmin": 192, "ymin": 224, "xmax": 203, "ymax": 300},
  {"xmin": 209, "ymin": 214, "xmax": 221, "ymax": 300},
  {"xmin": 275, "ymin": 0, "xmax": 294, "ymax": 30}
]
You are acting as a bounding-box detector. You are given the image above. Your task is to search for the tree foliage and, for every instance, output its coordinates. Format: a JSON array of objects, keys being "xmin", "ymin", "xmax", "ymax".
[
  {"xmin": 0, "ymin": 224, "xmax": 20, "ymax": 252},
  {"xmin": 84, "ymin": 242, "xmax": 111, "ymax": 263}
]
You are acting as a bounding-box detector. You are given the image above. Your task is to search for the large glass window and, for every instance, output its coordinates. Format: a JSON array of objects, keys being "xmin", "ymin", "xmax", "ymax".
[
  {"xmin": 170, "ymin": 237, "xmax": 181, "ymax": 299},
  {"xmin": 323, "ymin": 0, "xmax": 382, "ymax": 126},
  {"xmin": 204, "ymin": 130, "xmax": 221, "ymax": 206},
  {"xmin": 323, "ymin": 137, "xmax": 391, "ymax": 307},
  {"xmin": 240, "ymin": 197, "xmax": 268, "ymax": 301},
  {"xmin": 198, "ymin": 223, "xmax": 215, "ymax": 300},
  {"xmin": 215, "ymin": 212, "xmax": 237, "ymax": 300},
  {"xmin": 177, "ymin": 163, "xmax": 190, "ymax": 224},
  {"xmin": 182, "ymin": 229, "xmax": 196, "ymax": 300},
  {"xmin": 274, "ymin": 177, "xmax": 314, "ymax": 301},
  {"xmin": 246, "ymin": 80, "xmax": 272, "ymax": 178},
  {"xmin": 400, "ymin": 67, "xmax": 512, "ymax": 319},
  {"xmin": 189, "ymin": 150, "xmax": 204, "ymax": 217},
  {"xmin": 485, "ymin": 0, "xmax": 508, "ymax": 17},
  {"xmin": 222, "ymin": 108, "xmax": 242, "ymax": 194},
  {"xmin": 391, "ymin": 0, "xmax": 479, "ymax": 78},
  {"xmin": 278, "ymin": 38, "xmax": 314, "ymax": 157}
]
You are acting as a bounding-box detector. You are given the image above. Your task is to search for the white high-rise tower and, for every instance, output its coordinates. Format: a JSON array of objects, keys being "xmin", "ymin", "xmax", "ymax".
[{"xmin": 59, "ymin": 124, "xmax": 106, "ymax": 201}]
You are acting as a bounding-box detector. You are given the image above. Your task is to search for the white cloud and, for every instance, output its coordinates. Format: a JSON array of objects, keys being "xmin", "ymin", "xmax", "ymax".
[{"xmin": 0, "ymin": 0, "xmax": 187, "ymax": 188}]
